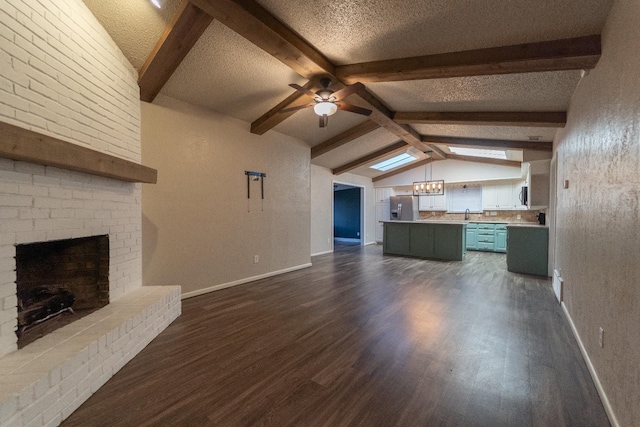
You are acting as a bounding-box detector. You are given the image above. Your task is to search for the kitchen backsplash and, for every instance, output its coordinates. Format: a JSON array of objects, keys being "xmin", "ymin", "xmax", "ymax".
[{"xmin": 418, "ymin": 210, "xmax": 543, "ymax": 223}]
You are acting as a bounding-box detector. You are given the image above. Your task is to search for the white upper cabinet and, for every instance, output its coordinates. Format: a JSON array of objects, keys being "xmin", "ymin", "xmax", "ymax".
[
  {"xmin": 482, "ymin": 181, "xmax": 527, "ymax": 210},
  {"xmin": 418, "ymin": 194, "xmax": 447, "ymax": 211},
  {"xmin": 375, "ymin": 187, "xmax": 395, "ymax": 203}
]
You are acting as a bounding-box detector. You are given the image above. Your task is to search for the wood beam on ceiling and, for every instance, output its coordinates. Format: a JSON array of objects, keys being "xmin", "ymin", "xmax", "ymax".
[
  {"xmin": 372, "ymin": 158, "xmax": 433, "ymax": 183},
  {"xmin": 193, "ymin": 0, "xmax": 419, "ymax": 143},
  {"xmin": 332, "ymin": 141, "xmax": 408, "ymax": 175},
  {"xmin": 190, "ymin": 0, "xmax": 335, "ymax": 79},
  {"xmin": 336, "ymin": 35, "xmax": 601, "ymax": 84},
  {"xmin": 426, "ymin": 145, "xmax": 447, "ymax": 160},
  {"xmin": 393, "ymin": 111, "xmax": 567, "ymax": 127},
  {"xmin": 311, "ymin": 121, "xmax": 380, "ymax": 159},
  {"xmin": 447, "ymin": 154, "xmax": 521, "ymax": 168},
  {"xmin": 421, "ymin": 135, "xmax": 553, "ymax": 151},
  {"xmin": 351, "ymin": 84, "xmax": 428, "ymax": 152},
  {"xmin": 138, "ymin": 0, "xmax": 213, "ymax": 103}
]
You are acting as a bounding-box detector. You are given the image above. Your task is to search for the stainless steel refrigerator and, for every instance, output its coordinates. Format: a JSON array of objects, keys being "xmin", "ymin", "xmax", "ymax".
[{"xmin": 389, "ymin": 196, "xmax": 418, "ymax": 221}]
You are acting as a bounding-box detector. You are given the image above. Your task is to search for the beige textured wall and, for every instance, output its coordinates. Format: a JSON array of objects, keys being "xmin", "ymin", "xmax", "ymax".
[
  {"xmin": 310, "ymin": 165, "xmax": 375, "ymax": 255},
  {"xmin": 553, "ymin": 1, "xmax": 639, "ymax": 425},
  {"xmin": 141, "ymin": 96, "xmax": 311, "ymax": 295}
]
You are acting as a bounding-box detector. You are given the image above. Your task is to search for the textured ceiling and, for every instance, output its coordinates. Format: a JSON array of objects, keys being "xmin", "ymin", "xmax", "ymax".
[
  {"xmin": 82, "ymin": 0, "xmax": 613, "ymax": 179},
  {"xmin": 312, "ymin": 127, "xmax": 401, "ymax": 170},
  {"xmin": 258, "ymin": 0, "xmax": 612, "ymax": 64}
]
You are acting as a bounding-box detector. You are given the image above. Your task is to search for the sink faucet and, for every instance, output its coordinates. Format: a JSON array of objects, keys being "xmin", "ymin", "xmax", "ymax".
[{"xmin": 464, "ymin": 208, "xmax": 470, "ymax": 220}]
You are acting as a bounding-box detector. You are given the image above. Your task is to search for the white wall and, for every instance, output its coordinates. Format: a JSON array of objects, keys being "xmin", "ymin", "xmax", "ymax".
[
  {"xmin": 553, "ymin": 1, "xmax": 639, "ymax": 425},
  {"xmin": 310, "ymin": 165, "xmax": 375, "ymax": 255},
  {"xmin": 141, "ymin": 96, "xmax": 311, "ymax": 297},
  {"xmin": 0, "ymin": 0, "xmax": 142, "ymax": 357},
  {"xmin": 374, "ymin": 159, "xmax": 522, "ymax": 188}
]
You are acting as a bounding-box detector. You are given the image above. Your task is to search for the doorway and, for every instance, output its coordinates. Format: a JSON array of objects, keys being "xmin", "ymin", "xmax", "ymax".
[{"xmin": 333, "ymin": 183, "xmax": 364, "ymax": 247}]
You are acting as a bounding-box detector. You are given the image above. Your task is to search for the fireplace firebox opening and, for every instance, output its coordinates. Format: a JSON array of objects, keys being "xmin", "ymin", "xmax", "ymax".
[{"xmin": 15, "ymin": 235, "xmax": 109, "ymax": 348}]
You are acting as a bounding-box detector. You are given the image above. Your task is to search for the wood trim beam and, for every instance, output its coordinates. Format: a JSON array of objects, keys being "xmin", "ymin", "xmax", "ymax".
[
  {"xmin": 311, "ymin": 121, "xmax": 380, "ymax": 159},
  {"xmin": 426, "ymin": 144, "xmax": 447, "ymax": 160},
  {"xmin": 0, "ymin": 122, "xmax": 157, "ymax": 183},
  {"xmin": 337, "ymin": 35, "xmax": 601, "ymax": 84},
  {"xmin": 372, "ymin": 158, "xmax": 432, "ymax": 183},
  {"xmin": 351, "ymin": 84, "xmax": 428, "ymax": 151},
  {"xmin": 447, "ymin": 154, "xmax": 521, "ymax": 168},
  {"xmin": 251, "ymin": 81, "xmax": 317, "ymax": 135},
  {"xmin": 421, "ymin": 135, "xmax": 553, "ymax": 151},
  {"xmin": 190, "ymin": 0, "xmax": 335, "ymax": 79},
  {"xmin": 138, "ymin": 0, "xmax": 213, "ymax": 103},
  {"xmin": 332, "ymin": 141, "xmax": 408, "ymax": 175},
  {"xmin": 393, "ymin": 111, "xmax": 567, "ymax": 127}
]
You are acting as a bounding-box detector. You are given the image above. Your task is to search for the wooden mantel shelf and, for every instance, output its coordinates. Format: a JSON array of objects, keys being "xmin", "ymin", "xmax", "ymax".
[{"xmin": 0, "ymin": 121, "xmax": 157, "ymax": 184}]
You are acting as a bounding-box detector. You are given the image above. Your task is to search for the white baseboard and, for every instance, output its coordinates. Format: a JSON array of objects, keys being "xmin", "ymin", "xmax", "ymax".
[
  {"xmin": 311, "ymin": 250, "xmax": 333, "ymax": 256},
  {"xmin": 364, "ymin": 241, "xmax": 377, "ymax": 246},
  {"xmin": 561, "ymin": 302, "xmax": 619, "ymax": 427},
  {"xmin": 334, "ymin": 237, "xmax": 361, "ymax": 243},
  {"xmin": 181, "ymin": 263, "xmax": 312, "ymax": 300}
]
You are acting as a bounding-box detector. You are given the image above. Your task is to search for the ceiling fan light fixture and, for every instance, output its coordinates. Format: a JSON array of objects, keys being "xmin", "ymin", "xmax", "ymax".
[{"xmin": 314, "ymin": 101, "xmax": 338, "ymax": 117}]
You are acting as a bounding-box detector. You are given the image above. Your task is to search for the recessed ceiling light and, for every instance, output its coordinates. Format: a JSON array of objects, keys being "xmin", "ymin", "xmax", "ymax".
[
  {"xmin": 150, "ymin": 0, "xmax": 162, "ymax": 8},
  {"xmin": 370, "ymin": 153, "xmax": 418, "ymax": 171},
  {"xmin": 449, "ymin": 147, "xmax": 507, "ymax": 160}
]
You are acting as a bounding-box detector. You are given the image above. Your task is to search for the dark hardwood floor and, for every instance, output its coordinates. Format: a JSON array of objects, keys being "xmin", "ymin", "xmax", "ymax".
[{"xmin": 63, "ymin": 245, "xmax": 610, "ymax": 427}]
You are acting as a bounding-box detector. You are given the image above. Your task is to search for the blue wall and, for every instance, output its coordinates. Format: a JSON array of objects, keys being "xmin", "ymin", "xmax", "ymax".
[{"xmin": 334, "ymin": 188, "xmax": 361, "ymax": 239}]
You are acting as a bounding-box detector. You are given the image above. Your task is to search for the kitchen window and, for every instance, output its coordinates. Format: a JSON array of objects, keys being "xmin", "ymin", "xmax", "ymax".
[{"xmin": 447, "ymin": 184, "xmax": 482, "ymax": 213}]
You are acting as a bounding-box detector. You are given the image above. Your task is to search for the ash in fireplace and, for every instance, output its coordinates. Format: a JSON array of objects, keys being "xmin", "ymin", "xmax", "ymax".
[{"xmin": 17, "ymin": 285, "xmax": 75, "ymax": 338}]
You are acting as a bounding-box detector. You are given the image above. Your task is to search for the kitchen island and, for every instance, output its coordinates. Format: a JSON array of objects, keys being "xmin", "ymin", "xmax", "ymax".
[
  {"xmin": 382, "ymin": 221, "xmax": 467, "ymax": 261},
  {"xmin": 506, "ymin": 223, "xmax": 549, "ymax": 276}
]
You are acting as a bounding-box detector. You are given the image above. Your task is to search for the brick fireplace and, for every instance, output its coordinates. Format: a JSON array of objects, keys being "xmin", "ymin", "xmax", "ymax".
[
  {"xmin": 16, "ymin": 235, "xmax": 110, "ymax": 348},
  {"xmin": 0, "ymin": 0, "xmax": 181, "ymax": 425}
]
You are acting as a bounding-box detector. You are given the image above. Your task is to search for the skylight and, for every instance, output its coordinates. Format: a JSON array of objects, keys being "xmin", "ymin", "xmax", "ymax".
[
  {"xmin": 449, "ymin": 147, "xmax": 507, "ymax": 160},
  {"xmin": 370, "ymin": 153, "xmax": 418, "ymax": 171}
]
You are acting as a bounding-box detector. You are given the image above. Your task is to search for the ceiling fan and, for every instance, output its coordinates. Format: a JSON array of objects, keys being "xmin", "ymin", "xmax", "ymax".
[{"xmin": 279, "ymin": 78, "xmax": 372, "ymax": 128}]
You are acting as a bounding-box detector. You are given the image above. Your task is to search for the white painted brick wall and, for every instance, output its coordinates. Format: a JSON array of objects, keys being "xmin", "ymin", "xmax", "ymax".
[
  {"xmin": 0, "ymin": 0, "xmax": 145, "ymax": 358},
  {"xmin": 0, "ymin": 3, "xmax": 181, "ymax": 425},
  {"xmin": 0, "ymin": 0, "xmax": 141, "ymax": 162}
]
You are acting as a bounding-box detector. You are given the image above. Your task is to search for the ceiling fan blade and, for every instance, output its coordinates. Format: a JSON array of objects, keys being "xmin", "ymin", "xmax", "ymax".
[
  {"xmin": 289, "ymin": 83, "xmax": 317, "ymax": 98},
  {"xmin": 332, "ymin": 83, "xmax": 361, "ymax": 101},
  {"xmin": 319, "ymin": 114, "xmax": 328, "ymax": 128},
  {"xmin": 278, "ymin": 103, "xmax": 314, "ymax": 114},
  {"xmin": 337, "ymin": 102, "xmax": 372, "ymax": 116}
]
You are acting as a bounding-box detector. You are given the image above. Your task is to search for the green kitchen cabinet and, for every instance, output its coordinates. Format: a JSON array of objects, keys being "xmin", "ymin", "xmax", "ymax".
[
  {"xmin": 494, "ymin": 224, "xmax": 507, "ymax": 253},
  {"xmin": 506, "ymin": 225, "xmax": 549, "ymax": 276},
  {"xmin": 383, "ymin": 222, "xmax": 466, "ymax": 261},
  {"xmin": 466, "ymin": 223, "xmax": 477, "ymax": 250},
  {"xmin": 383, "ymin": 222, "xmax": 411, "ymax": 254},
  {"xmin": 467, "ymin": 222, "xmax": 508, "ymax": 253}
]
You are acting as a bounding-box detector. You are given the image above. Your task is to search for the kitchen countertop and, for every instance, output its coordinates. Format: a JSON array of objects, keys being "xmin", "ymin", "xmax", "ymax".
[
  {"xmin": 381, "ymin": 220, "xmax": 466, "ymax": 225},
  {"xmin": 381, "ymin": 220, "xmax": 547, "ymax": 227},
  {"xmin": 506, "ymin": 223, "xmax": 549, "ymax": 228}
]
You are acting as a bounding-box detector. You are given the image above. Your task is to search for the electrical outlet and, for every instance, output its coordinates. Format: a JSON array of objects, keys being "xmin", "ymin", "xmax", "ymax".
[
  {"xmin": 490, "ymin": 211, "xmax": 497, "ymax": 216},
  {"xmin": 564, "ymin": 179, "xmax": 570, "ymax": 189},
  {"xmin": 431, "ymin": 211, "xmax": 435, "ymax": 216},
  {"xmin": 599, "ymin": 327, "xmax": 604, "ymax": 348},
  {"xmin": 254, "ymin": 255, "xmax": 259, "ymax": 264},
  {"xmin": 516, "ymin": 214, "xmax": 521, "ymax": 220}
]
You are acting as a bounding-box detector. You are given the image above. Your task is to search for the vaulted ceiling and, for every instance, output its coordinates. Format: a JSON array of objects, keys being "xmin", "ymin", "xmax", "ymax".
[{"xmin": 82, "ymin": 0, "xmax": 612, "ymax": 180}]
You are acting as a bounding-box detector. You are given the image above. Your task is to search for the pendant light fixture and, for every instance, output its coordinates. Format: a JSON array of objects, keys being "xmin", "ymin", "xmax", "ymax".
[{"xmin": 413, "ymin": 152, "xmax": 444, "ymax": 196}]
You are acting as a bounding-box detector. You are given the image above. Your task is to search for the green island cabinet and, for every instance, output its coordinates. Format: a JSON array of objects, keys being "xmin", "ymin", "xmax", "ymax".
[
  {"xmin": 506, "ymin": 225, "xmax": 549, "ymax": 276},
  {"xmin": 383, "ymin": 221, "xmax": 466, "ymax": 261},
  {"xmin": 466, "ymin": 223, "xmax": 507, "ymax": 253}
]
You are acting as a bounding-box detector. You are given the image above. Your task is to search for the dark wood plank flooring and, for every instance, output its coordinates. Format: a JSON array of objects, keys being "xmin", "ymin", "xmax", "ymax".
[{"xmin": 62, "ymin": 245, "xmax": 610, "ymax": 427}]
